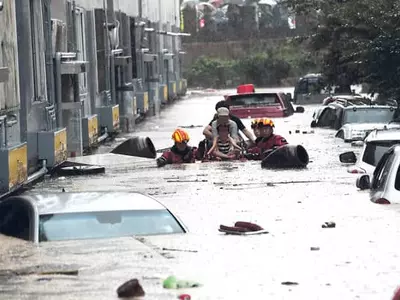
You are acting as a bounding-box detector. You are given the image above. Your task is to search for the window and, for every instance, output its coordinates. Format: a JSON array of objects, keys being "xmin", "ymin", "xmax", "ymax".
[
  {"xmin": 343, "ymin": 108, "xmax": 395, "ymax": 125},
  {"xmin": 29, "ymin": 0, "xmax": 47, "ymax": 102},
  {"xmin": 395, "ymin": 164, "xmax": 400, "ymax": 191},
  {"xmin": 39, "ymin": 209, "xmax": 185, "ymax": 242},
  {"xmin": 0, "ymin": 201, "xmax": 32, "ymax": 241},
  {"xmin": 317, "ymin": 107, "xmax": 337, "ymax": 128},
  {"xmin": 296, "ymin": 79, "xmax": 308, "ymax": 94},
  {"xmin": 230, "ymin": 94, "xmax": 279, "ymax": 106},
  {"xmin": 363, "ymin": 141, "xmax": 400, "ymax": 166},
  {"xmin": 371, "ymin": 151, "xmax": 395, "ymax": 190}
]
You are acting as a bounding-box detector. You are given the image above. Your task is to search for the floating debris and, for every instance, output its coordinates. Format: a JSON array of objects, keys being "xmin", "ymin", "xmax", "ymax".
[
  {"xmin": 310, "ymin": 247, "xmax": 320, "ymax": 251},
  {"xmin": 322, "ymin": 222, "xmax": 336, "ymax": 228},
  {"xmin": 117, "ymin": 278, "xmax": 145, "ymax": 298},
  {"xmin": 281, "ymin": 281, "xmax": 299, "ymax": 286},
  {"xmin": 162, "ymin": 248, "xmax": 198, "ymax": 253}
]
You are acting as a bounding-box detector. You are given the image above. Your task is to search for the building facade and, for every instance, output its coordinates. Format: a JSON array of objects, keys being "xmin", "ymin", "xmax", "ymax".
[{"xmin": 0, "ymin": 0, "xmax": 188, "ymax": 196}]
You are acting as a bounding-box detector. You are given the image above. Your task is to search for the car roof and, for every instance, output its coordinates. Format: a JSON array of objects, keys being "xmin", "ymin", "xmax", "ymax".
[
  {"xmin": 24, "ymin": 192, "xmax": 167, "ymax": 215},
  {"xmin": 340, "ymin": 104, "xmax": 395, "ymax": 110},
  {"xmin": 230, "ymin": 92, "xmax": 279, "ymax": 97},
  {"xmin": 302, "ymin": 73, "xmax": 322, "ymax": 79},
  {"xmin": 365, "ymin": 128, "xmax": 400, "ymax": 142}
]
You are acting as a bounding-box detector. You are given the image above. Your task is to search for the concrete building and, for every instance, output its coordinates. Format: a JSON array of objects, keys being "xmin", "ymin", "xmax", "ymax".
[{"xmin": 0, "ymin": 0, "xmax": 188, "ymax": 197}]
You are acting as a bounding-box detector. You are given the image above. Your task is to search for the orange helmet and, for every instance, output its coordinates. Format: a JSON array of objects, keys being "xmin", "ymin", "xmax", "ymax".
[
  {"xmin": 172, "ymin": 128, "xmax": 190, "ymax": 143},
  {"xmin": 251, "ymin": 118, "xmax": 275, "ymax": 129}
]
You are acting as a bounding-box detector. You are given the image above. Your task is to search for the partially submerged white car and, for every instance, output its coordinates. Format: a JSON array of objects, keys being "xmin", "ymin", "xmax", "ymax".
[
  {"xmin": 334, "ymin": 106, "xmax": 399, "ymax": 142},
  {"xmin": 339, "ymin": 128, "xmax": 400, "ymax": 174},
  {"xmin": 356, "ymin": 145, "xmax": 400, "ymax": 204},
  {"xmin": 0, "ymin": 191, "xmax": 187, "ymax": 243}
]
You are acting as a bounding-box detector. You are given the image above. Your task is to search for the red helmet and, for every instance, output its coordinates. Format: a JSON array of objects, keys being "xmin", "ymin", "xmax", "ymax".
[{"xmin": 172, "ymin": 129, "xmax": 190, "ymax": 143}]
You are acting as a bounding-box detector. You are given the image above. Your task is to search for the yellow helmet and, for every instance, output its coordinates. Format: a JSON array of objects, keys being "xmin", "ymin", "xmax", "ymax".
[
  {"xmin": 251, "ymin": 118, "xmax": 275, "ymax": 129},
  {"xmin": 172, "ymin": 128, "xmax": 190, "ymax": 143}
]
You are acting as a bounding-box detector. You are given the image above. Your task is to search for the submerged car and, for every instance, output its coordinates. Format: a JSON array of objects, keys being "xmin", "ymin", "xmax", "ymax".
[
  {"xmin": 356, "ymin": 145, "xmax": 400, "ymax": 204},
  {"xmin": 322, "ymin": 94, "xmax": 372, "ymax": 106},
  {"xmin": 224, "ymin": 84, "xmax": 304, "ymax": 118},
  {"xmin": 339, "ymin": 128, "xmax": 400, "ymax": 174},
  {"xmin": 0, "ymin": 191, "xmax": 187, "ymax": 243},
  {"xmin": 311, "ymin": 101, "xmax": 398, "ymax": 142}
]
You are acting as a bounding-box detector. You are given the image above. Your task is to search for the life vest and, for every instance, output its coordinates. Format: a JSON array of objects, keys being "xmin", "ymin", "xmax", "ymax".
[
  {"xmin": 247, "ymin": 134, "xmax": 288, "ymax": 158},
  {"xmin": 157, "ymin": 146, "xmax": 198, "ymax": 167},
  {"xmin": 256, "ymin": 134, "xmax": 288, "ymax": 151}
]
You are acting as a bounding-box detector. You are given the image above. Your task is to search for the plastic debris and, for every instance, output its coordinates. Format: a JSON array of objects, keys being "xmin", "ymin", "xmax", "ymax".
[
  {"xmin": 322, "ymin": 221, "xmax": 336, "ymax": 228},
  {"xmin": 310, "ymin": 247, "xmax": 320, "ymax": 251},
  {"xmin": 281, "ymin": 281, "xmax": 299, "ymax": 285},
  {"xmin": 117, "ymin": 278, "xmax": 145, "ymax": 298},
  {"xmin": 163, "ymin": 276, "xmax": 201, "ymax": 289},
  {"xmin": 178, "ymin": 294, "xmax": 191, "ymax": 300}
]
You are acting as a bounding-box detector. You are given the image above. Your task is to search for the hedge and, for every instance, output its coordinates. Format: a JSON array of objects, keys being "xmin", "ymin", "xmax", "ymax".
[{"xmin": 185, "ymin": 43, "xmax": 319, "ymax": 88}]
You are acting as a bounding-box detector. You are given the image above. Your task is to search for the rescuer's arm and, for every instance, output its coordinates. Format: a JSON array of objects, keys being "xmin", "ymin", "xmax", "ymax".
[
  {"xmin": 203, "ymin": 125, "xmax": 214, "ymax": 139},
  {"xmin": 156, "ymin": 152, "xmax": 169, "ymax": 167},
  {"xmin": 242, "ymin": 128, "xmax": 256, "ymax": 144}
]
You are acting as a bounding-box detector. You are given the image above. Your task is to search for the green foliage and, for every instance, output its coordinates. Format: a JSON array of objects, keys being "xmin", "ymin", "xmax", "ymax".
[
  {"xmin": 284, "ymin": 0, "xmax": 400, "ymax": 98},
  {"xmin": 186, "ymin": 43, "xmax": 317, "ymax": 88}
]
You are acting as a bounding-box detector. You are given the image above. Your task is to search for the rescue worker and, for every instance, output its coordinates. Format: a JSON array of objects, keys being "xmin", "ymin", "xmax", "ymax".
[
  {"xmin": 156, "ymin": 129, "xmax": 199, "ymax": 167},
  {"xmin": 246, "ymin": 118, "xmax": 288, "ymax": 159},
  {"xmin": 202, "ymin": 100, "xmax": 255, "ymax": 144}
]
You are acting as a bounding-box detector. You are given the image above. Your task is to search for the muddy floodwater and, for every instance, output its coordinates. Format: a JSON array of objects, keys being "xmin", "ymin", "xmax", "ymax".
[{"xmin": 1, "ymin": 87, "xmax": 400, "ymax": 299}]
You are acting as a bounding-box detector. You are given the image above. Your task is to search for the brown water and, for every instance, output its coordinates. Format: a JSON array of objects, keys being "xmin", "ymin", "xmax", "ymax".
[{"xmin": 1, "ymin": 87, "xmax": 399, "ymax": 300}]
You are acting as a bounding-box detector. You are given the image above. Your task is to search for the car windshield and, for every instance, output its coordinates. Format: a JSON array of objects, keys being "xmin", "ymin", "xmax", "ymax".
[
  {"xmin": 343, "ymin": 108, "xmax": 395, "ymax": 124},
  {"xmin": 362, "ymin": 141, "xmax": 400, "ymax": 166},
  {"xmin": 39, "ymin": 209, "xmax": 185, "ymax": 242},
  {"xmin": 230, "ymin": 94, "xmax": 279, "ymax": 106}
]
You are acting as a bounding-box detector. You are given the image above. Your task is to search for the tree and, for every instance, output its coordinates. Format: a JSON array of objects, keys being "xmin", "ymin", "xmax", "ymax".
[{"xmin": 282, "ymin": 0, "xmax": 400, "ymax": 98}]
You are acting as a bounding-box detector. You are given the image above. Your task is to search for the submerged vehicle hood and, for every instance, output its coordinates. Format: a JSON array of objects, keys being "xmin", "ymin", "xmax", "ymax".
[{"xmin": 338, "ymin": 123, "xmax": 394, "ymax": 141}]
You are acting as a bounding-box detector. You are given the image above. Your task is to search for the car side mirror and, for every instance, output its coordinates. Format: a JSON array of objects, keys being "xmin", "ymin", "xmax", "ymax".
[
  {"xmin": 310, "ymin": 120, "xmax": 317, "ymax": 128},
  {"xmin": 295, "ymin": 106, "xmax": 305, "ymax": 113},
  {"xmin": 339, "ymin": 151, "xmax": 357, "ymax": 163},
  {"xmin": 356, "ymin": 174, "xmax": 370, "ymax": 190}
]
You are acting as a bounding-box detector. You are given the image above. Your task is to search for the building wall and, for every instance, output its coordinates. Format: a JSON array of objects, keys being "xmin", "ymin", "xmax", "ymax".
[
  {"xmin": 0, "ymin": 0, "xmax": 21, "ymax": 145},
  {"xmin": 1, "ymin": 0, "xmax": 186, "ymax": 183}
]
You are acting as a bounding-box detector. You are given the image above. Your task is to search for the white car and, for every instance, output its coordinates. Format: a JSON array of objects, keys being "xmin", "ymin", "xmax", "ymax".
[
  {"xmin": 339, "ymin": 128, "xmax": 400, "ymax": 174},
  {"xmin": 334, "ymin": 106, "xmax": 399, "ymax": 142},
  {"xmin": 0, "ymin": 191, "xmax": 187, "ymax": 243},
  {"xmin": 356, "ymin": 145, "xmax": 400, "ymax": 204}
]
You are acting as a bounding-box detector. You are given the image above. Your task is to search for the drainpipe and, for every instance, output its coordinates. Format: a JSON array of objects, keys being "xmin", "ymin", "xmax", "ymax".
[{"xmin": 25, "ymin": 160, "xmax": 48, "ymax": 185}]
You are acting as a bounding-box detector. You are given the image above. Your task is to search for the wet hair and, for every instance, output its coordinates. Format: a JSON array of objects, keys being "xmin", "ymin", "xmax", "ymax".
[{"xmin": 215, "ymin": 100, "xmax": 230, "ymax": 111}]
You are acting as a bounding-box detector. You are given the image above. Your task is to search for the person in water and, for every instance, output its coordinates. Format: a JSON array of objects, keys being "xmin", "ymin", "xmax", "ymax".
[
  {"xmin": 203, "ymin": 100, "xmax": 255, "ymax": 144},
  {"xmin": 207, "ymin": 122, "xmax": 242, "ymax": 160},
  {"xmin": 156, "ymin": 129, "xmax": 199, "ymax": 167},
  {"xmin": 246, "ymin": 118, "xmax": 288, "ymax": 159},
  {"xmin": 210, "ymin": 107, "xmax": 240, "ymax": 143}
]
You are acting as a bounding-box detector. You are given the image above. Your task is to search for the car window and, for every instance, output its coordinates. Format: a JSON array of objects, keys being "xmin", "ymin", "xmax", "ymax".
[
  {"xmin": 342, "ymin": 108, "xmax": 395, "ymax": 125},
  {"xmin": 230, "ymin": 94, "xmax": 279, "ymax": 106},
  {"xmin": 296, "ymin": 79, "xmax": 308, "ymax": 94},
  {"xmin": 363, "ymin": 141, "xmax": 400, "ymax": 166},
  {"xmin": 39, "ymin": 209, "xmax": 185, "ymax": 242},
  {"xmin": 371, "ymin": 151, "xmax": 395, "ymax": 190},
  {"xmin": 317, "ymin": 107, "xmax": 336, "ymax": 127},
  {"xmin": 0, "ymin": 201, "xmax": 31, "ymax": 241},
  {"xmin": 394, "ymin": 163, "xmax": 400, "ymax": 190}
]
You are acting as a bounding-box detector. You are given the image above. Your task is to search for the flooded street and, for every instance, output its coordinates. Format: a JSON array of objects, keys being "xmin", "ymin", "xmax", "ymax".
[{"xmin": 1, "ymin": 87, "xmax": 400, "ymax": 299}]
